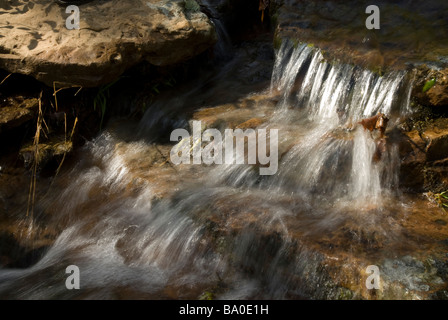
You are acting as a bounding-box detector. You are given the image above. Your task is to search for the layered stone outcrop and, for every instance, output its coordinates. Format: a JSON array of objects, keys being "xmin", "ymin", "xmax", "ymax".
[{"xmin": 0, "ymin": 0, "xmax": 216, "ymax": 87}]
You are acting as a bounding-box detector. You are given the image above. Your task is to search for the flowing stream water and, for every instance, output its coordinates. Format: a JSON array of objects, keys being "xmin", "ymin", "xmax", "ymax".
[{"xmin": 0, "ymin": 31, "xmax": 441, "ymax": 299}]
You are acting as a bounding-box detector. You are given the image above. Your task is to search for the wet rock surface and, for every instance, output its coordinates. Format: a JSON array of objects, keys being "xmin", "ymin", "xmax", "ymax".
[
  {"xmin": 399, "ymin": 116, "xmax": 448, "ymax": 192},
  {"xmin": 0, "ymin": 97, "xmax": 38, "ymax": 133},
  {"xmin": 272, "ymin": 0, "xmax": 448, "ymax": 71},
  {"xmin": 413, "ymin": 67, "xmax": 448, "ymax": 108},
  {"xmin": 195, "ymin": 194, "xmax": 448, "ymax": 299},
  {"xmin": 0, "ymin": 0, "xmax": 216, "ymax": 87}
]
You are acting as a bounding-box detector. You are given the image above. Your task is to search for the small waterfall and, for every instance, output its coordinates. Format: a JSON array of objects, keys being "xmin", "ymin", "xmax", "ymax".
[
  {"xmin": 272, "ymin": 40, "xmax": 412, "ymax": 123},
  {"xmin": 200, "ymin": 0, "xmax": 233, "ymax": 61},
  {"xmin": 0, "ymin": 33, "xmax": 426, "ymax": 300},
  {"xmin": 271, "ymin": 43, "xmax": 313, "ymax": 109},
  {"xmin": 349, "ymin": 128, "xmax": 382, "ymax": 204},
  {"xmin": 265, "ymin": 40, "xmax": 413, "ymax": 203}
]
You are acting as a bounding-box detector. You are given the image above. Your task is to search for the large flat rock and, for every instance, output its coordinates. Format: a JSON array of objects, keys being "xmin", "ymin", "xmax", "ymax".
[
  {"xmin": 0, "ymin": 0, "xmax": 216, "ymax": 87},
  {"xmin": 272, "ymin": 0, "xmax": 448, "ymax": 71}
]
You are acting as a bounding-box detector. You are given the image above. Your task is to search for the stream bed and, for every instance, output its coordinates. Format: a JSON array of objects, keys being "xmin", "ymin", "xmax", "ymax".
[{"xmin": 0, "ymin": 31, "xmax": 447, "ymax": 300}]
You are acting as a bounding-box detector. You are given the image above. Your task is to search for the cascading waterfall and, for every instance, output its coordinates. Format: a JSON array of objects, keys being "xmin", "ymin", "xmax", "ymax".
[
  {"xmin": 272, "ymin": 41, "xmax": 412, "ymax": 123},
  {"xmin": 0, "ymin": 133, "xmax": 227, "ymax": 299},
  {"xmin": 349, "ymin": 128, "xmax": 382, "ymax": 203},
  {"xmin": 265, "ymin": 40, "xmax": 414, "ymax": 204},
  {"xmin": 0, "ymin": 35, "xmax": 419, "ymax": 300}
]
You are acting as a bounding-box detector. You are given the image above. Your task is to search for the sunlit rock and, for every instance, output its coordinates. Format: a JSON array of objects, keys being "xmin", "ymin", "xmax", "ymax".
[{"xmin": 0, "ymin": 0, "xmax": 216, "ymax": 87}]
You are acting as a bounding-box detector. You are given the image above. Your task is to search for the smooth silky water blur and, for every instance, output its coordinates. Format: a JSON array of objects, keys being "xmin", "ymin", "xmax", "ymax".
[{"xmin": 0, "ymin": 37, "xmax": 425, "ymax": 299}]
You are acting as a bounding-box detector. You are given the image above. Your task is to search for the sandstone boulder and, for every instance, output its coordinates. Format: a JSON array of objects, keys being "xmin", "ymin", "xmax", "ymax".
[{"xmin": 0, "ymin": 0, "xmax": 216, "ymax": 87}]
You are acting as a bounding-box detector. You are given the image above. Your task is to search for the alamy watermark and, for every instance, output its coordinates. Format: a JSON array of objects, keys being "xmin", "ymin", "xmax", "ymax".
[
  {"xmin": 65, "ymin": 5, "xmax": 80, "ymax": 30},
  {"xmin": 64, "ymin": 4, "xmax": 379, "ymax": 31},
  {"xmin": 170, "ymin": 121, "xmax": 279, "ymax": 175},
  {"xmin": 365, "ymin": 5, "xmax": 380, "ymax": 30},
  {"xmin": 65, "ymin": 265, "xmax": 80, "ymax": 290},
  {"xmin": 365, "ymin": 265, "xmax": 380, "ymax": 289}
]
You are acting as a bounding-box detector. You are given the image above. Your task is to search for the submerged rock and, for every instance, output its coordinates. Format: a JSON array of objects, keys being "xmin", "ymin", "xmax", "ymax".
[
  {"xmin": 189, "ymin": 189, "xmax": 448, "ymax": 300},
  {"xmin": 271, "ymin": 0, "xmax": 448, "ymax": 71},
  {"xmin": 0, "ymin": 0, "xmax": 216, "ymax": 87}
]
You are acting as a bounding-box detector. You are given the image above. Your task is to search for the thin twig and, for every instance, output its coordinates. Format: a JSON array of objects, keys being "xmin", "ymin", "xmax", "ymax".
[
  {"xmin": 27, "ymin": 91, "xmax": 43, "ymax": 218},
  {"xmin": 51, "ymin": 117, "xmax": 78, "ymax": 188},
  {"xmin": 0, "ymin": 73, "xmax": 12, "ymax": 86},
  {"xmin": 53, "ymin": 82, "xmax": 59, "ymax": 111},
  {"xmin": 52, "ymin": 81, "xmax": 82, "ymax": 110},
  {"xmin": 74, "ymin": 87, "xmax": 83, "ymax": 96}
]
